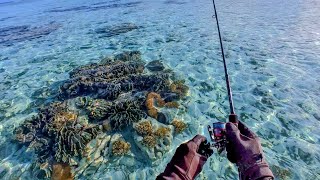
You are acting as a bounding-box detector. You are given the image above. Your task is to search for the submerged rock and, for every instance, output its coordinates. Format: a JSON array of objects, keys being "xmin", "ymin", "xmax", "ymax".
[
  {"xmin": 95, "ymin": 23, "xmax": 140, "ymax": 37},
  {"xmin": 0, "ymin": 22, "xmax": 61, "ymax": 46},
  {"xmin": 146, "ymin": 60, "xmax": 165, "ymax": 72}
]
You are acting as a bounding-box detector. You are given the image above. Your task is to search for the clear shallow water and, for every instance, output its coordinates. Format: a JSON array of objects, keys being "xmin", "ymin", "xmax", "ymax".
[{"xmin": 0, "ymin": 0, "xmax": 320, "ymax": 179}]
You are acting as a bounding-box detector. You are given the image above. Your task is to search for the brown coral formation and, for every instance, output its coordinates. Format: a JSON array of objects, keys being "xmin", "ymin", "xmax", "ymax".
[
  {"xmin": 171, "ymin": 119, "xmax": 187, "ymax": 133},
  {"xmin": 154, "ymin": 127, "xmax": 171, "ymax": 138},
  {"xmin": 170, "ymin": 80, "xmax": 189, "ymax": 97},
  {"xmin": 145, "ymin": 92, "xmax": 179, "ymax": 119},
  {"xmin": 134, "ymin": 121, "xmax": 153, "ymax": 136},
  {"xmin": 112, "ymin": 140, "xmax": 131, "ymax": 156},
  {"xmin": 142, "ymin": 135, "xmax": 157, "ymax": 148},
  {"xmin": 52, "ymin": 111, "xmax": 78, "ymax": 130},
  {"xmin": 164, "ymin": 101, "xmax": 179, "ymax": 108},
  {"xmin": 51, "ymin": 162, "xmax": 74, "ymax": 180}
]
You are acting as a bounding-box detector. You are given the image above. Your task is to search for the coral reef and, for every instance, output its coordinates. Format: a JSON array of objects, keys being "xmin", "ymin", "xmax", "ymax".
[
  {"xmin": 134, "ymin": 120, "xmax": 153, "ymax": 136},
  {"xmin": 51, "ymin": 163, "xmax": 74, "ymax": 180},
  {"xmin": 55, "ymin": 124, "xmax": 101, "ymax": 163},
  {"xmin": 99, "ymin": 51, "xmax": 142, "ymax": 64},
  {"xmin": 154, "ymin": 127, "xmax": 171, "ymax": 138},
  {"xmin": 112, "ymin": 140, "xmax": 131, "ymax": 156},
  {"xmin": 108, "ymin": 99, "xmax": 146, "ymax": 130},
  {"xmin": 59, "ymin": 61, "xmax": 146, "ymax": 99},
  {"xmin": 74, "ymin": 133, "xmax": 136, "ymax": 178},
  {"xmin": 133, "ymin": 118, "xmax": 173, "ymax": 163},
  {"xmin": 14, "ymin": 51, "xmax": 190, "ymax": 178},
  {"xmin": 69, "ymin": 60, "xmax": 144, "ymax": 79},
  {"xmin": 59, "ymin": 52, "xmax": 172, "ymax": 100},
  {"xmin": 170, "ymin": 80, "xmax": 189, "ymax": 97},
  {"xmin": 164, "ymin": 101, "xmax": 179, "ymax": 108},
  {"xmin": 87, "ymin": 99, "xmax": 112, "ymax": 120},
  {"xmin": 142, "ymin": 135, "xmax": 157, "ymax": 148},
  {"xmin": 86, "ymin": 98, "xmax": 146, "ymax": 130},
  {"xmin": 145, "ymin": 92, "xmax": 179, "ymax": 119},
  {"xmin": 171, "ymin": 119, "xmax": 187, "ymax": 133},
  {"xmin": 13, "ymin": 100, "xmax": 101, "ymax": 164}
]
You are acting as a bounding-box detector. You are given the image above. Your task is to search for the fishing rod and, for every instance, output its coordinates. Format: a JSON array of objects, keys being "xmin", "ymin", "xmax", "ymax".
[
  {"xmin": 211, "ymin": 0, "xmax": 236, "ymax": 119},
  {"xmin": 198, "ymin": 0, "xmax": 239, "ymax": 156}
]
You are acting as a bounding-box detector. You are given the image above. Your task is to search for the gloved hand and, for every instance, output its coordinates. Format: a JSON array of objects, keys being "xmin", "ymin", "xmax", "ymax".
[
  {"xmin": 226, "ymin": 121, "xmax": 274, "ymax": 180},
  {"xmin": 156, "ymin": 135, "xmax": 211, "ymax": 180}
]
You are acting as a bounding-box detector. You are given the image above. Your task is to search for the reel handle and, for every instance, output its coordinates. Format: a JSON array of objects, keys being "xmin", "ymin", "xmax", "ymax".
[{"xmin": 198, "ymin": 139, "xmax": 213, "ymax": 158}]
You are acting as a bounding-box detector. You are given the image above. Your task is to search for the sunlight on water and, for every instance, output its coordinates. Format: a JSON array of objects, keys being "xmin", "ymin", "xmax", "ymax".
[{"xmin": 0, "ymin": 0, "xmax": 319, "ymax": 179}]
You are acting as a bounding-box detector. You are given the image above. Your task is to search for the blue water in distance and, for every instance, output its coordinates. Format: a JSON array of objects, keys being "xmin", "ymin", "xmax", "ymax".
[{"xmin": 0, "ymin": 0, "xmax": 319, "ymax": 179}]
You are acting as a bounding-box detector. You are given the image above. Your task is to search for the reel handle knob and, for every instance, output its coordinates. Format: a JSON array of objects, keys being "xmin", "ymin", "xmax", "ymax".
[{"xmin": 198, "ymin": 140, "xmax": 213, "ymax": 158}]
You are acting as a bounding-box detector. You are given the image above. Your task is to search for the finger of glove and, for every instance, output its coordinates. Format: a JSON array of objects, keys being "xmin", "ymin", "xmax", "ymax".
[
  {"xmin": 226, "ymin": 122, "xmax": 241, "ymax": 142},
  {"xmin": 226, "ymin": 138, "xmax": 237, "ymax": 163},
  {"xmin": 238, "ymin": 121, "xmax": 257, "ymax": 138},
  {"xmin": 227, "ymin": 151, "xmax": 237, "ymax": 163},
  {"xmin": 191, "ymin": 134, "xmax": 207, "ymax": 146}
]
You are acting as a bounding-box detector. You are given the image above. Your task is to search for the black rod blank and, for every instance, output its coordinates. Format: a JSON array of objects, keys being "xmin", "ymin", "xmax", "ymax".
[{"xmin": 211, "ymin": 0, "xmax": 235, "ymax": 115}]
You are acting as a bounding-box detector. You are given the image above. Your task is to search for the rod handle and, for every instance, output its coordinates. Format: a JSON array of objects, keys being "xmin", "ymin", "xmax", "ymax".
[{"xmin": 229, "ymin": 114, "xmax": 238, "ymax": 124}]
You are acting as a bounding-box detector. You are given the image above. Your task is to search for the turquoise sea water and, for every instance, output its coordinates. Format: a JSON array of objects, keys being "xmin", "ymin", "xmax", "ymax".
[{"xmin": 0, "ymin": 0, "xmax": 320, "ymax": 179}]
